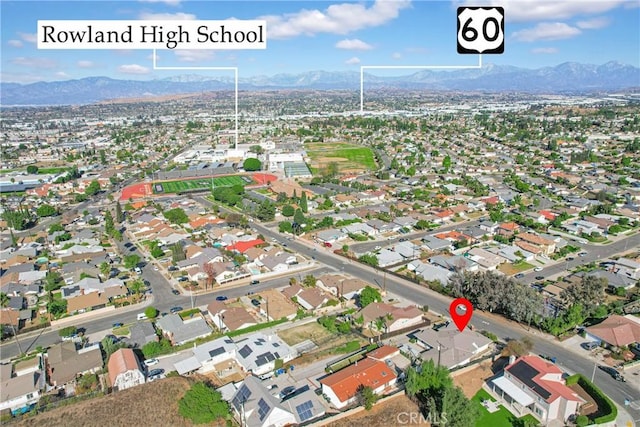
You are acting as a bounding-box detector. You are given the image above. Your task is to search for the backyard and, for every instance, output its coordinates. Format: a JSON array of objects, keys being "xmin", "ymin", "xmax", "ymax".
[
  {"xmin": 305, "ymin": 142, "xmax": 377, "ymax": 173},
  {"xmin": 472, "ymin": 389, "xmax": 539, "ymax": 427},
  {"xmin": 277, "ymin": 321, "xmax": 332, "ymax": 346}
]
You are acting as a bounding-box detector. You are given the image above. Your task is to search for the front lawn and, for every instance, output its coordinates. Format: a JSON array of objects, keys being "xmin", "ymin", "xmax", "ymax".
[
  {"xmin": 472, "ymin": 389, "xmax": 539, "ymax": 427},
  {"xmin": 498, "ymin": 261, "xmax": 534, "ymax": 275}
]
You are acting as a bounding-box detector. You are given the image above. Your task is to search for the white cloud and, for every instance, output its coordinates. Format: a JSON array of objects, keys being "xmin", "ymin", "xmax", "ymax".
[
  {"xmin": 576, "ymin": 17, "xmax": 611, "ymax": 29},
  {"xmin": 345, "ymin": 57, "xmax": 361, "ymax": 65},
  {"xmin": 11, "ymin": 57, "xmax": 57, "ymax": 68},
  {"xmin": 139, "ymin": 12, "xmax": 196, "ymax": 20},
  {"xmin": 18, "ymin": 32, "xmax": 37, "ymax": 43},
  {"xmin": 459, "ymin": 0, "xmax": 625, "ymax": 22},
  {"xmin": 531, "ymin": 47, "xmax": 558, "ymax": 54},
  {"xmin": 117, "ymin": 64, "xmax": 150, "ymax": 74},
  {"xmin": 392, "ymin": 52, "xmax": 403, "ymax": 59},
  {"xmin": 174, "ymin": 49, "xmax": 215, "ymax": 62},
  {"xmin": 8, "ymin": 40, "xmax": 23, "ymax": 48},
  {"xmin": 512, "ymin": 22, "xmax": 581, "ymax": 42},
  {"xmin": 0, "ymin": 72, "xmax": 45, "ymax": 83},
  {"xmin": 77, "ymin": 60, "xmax": 95, "ymax": 68},
  {"xmin": 54, "ymin": 71, "xmax": 70, "ymax": 78},
  {"xmin": 335, "ymin": 38, "xmax": 373, "ymax": 50},
  {"xmin": 138, "ymin": 0, "xmax": 181, "ymax": 6},
  {"xmin": 261, "ymin": 0, "xmax": 411, "ymax": 39},
  {"xmin": 405, "ymin": 46, "xmax": 429, "ymax": 54},
  {"xmin": 147, "ymin": 52, "xmax": 160, "ymax": 61}
]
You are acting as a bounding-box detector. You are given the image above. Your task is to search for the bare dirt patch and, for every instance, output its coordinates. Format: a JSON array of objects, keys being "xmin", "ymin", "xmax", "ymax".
[
  {"xmin": 278, "ymin": 322, "xmax": 332, "ymax": 346},
  {"xmin": 327, "ymin": 393, "xmax": 422, "ymax": 427},
  {"xmin": 452, "ymin": 360, "xmax": 495, "ymax": 399},
  {"xmin": 16, "ymin": 376, "xmax": 224, "ymax": 427}
]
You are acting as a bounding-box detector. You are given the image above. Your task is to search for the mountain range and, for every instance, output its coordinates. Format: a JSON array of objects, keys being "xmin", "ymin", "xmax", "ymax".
[{"xmin": 1, "ymin": 61, "xmax": 638, "ymax": 106}]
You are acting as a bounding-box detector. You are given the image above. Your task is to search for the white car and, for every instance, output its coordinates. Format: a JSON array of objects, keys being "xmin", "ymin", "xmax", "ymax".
[
  {"xmin": 144, "ymin": 358, "xmax": 159, "ymax": 367},
  {"xmin": 534, "ymin": 267, "xmax": 543, "ymax": 272}
]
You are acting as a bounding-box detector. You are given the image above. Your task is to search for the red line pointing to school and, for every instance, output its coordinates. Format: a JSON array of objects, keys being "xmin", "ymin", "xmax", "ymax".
[{"xmin": 449, "ymin": 298, "xmax": 473, "ymax": 332}]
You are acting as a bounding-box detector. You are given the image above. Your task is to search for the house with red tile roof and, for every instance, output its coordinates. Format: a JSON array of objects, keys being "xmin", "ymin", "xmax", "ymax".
[
  {"xmin": 226, "ymin": 238, "xmax": 265, "ymax": 254},
  {"xmin": 516, "ymin": 233, "xmax": 556, "ymax": 255},
  {"xmin": 320, "ymin": 357, "xmax": 397, "ymax": 409},
  {"xmin": 497, "ymin": 222, "xmax": 520, "ymax": 237},
  {"xmin": 585, "ymin": 314, "xmax": 640, "ymax": 348},
  {"xmin": 490, "ymin": 355, "xmax": 584, "ymax": 424}
]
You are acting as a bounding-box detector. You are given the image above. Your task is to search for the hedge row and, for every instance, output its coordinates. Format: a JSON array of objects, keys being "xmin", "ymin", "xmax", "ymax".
[
  {"xmin": 225, "ymin": 317, "xmax": 288, "ymax": 338},
  {"xmin": 570, "ymin": 374, "xmax": 617, "ymax": 424}
]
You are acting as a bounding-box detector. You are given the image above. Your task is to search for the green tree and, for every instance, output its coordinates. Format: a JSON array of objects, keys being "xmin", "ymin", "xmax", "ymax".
[
  {"xmin": 356, "ymin": 385, "xmax": 378, "ymax": 410},
  {"xmin": 281, "ymin": 204, "xmax": 294, "ymax": 217},
  {"xmin": 115, "ymin": 201, "xmax": 124, "ymax": 223},
  {"xmin": 164, "ymin": 207, "xmax": 189, "ymax": 224},
  {"xmin": 85, "ymin": 180, "xmax": 101, "ymax": 196},
  {"xmin": 145, "ymin": 306, "xmax": 159, "ymax": 319},
  {"xmin": 256, "ymin": 199, "xmax": 275, "ymax": 221},
  {"xmin": 104, "ymin": 210, "xmax": 114, "ymax": 234},
  {"xmin": 49, "ymin": 223, "xmax": 64, "ymax": 234},
  {"xmin": 0, "ymin": 293, "xmax": 9, "ymax": 308},
  {"xmin": 440, "ymin": 385, "xmax": 480, "ymax": 427},
  {"xmin": 359, "ymin": 286, "xmax": 382, "ymax": 307},
  {"xmin": 59, "ymin": 326, "xmax": 77, "ymax": 337},
  {"xmin": 243, "ymin": 157, "xmax": 262, "ymax": 171},
  {"xmin": 36, "ymin": 204, "xmax": 57, "ymax": 217},
  {"xmin": 293, "ymin": 208, "xmax": 305, "ymax": 226},
  {"xmin": 49, "ymin": 299, "xmax": 68, "ymax": 317},
  {"xmin": 26, "ymin": 165, "xmax": 39, "ymax": 174},
  {"xmin": 279, "ymin": 221, "xmax": 293, "ymax": 233},
  {"xmin": 101, "ymin": 336, "xmax": 125, "ymax": 365},
  {"xmin": 358, "ymin": 253, "xmax": 378, "ymax": 267},
  {"xmin": 300, "ymin": 191, "xmax": 308, "ymax": 213},
  {"xmin": 406, "ymin": 360, "xmax": 453, "ymax": 399},
  {"xmin": 45, "ymin": 270, "xmax": 63, "ymax": 292},
  {"xmin": 124, "ymin": 254, "xmax": 140, "ymax": 270},
  {"xmin": 129, "ymin": 279, "xmax": 144, "ymax": 295},
  {"xmin": 178, "ymin": 382, "xmax": 230, "ymax": 424},
  {"xmin": 442, "ymin": 155, "xmax": 452, "ymax": 171},
  {"xmin": 99, "ymin": 262, "xmax": 111, "ymax": 278},
  {"xmin": 302, "ymin": 275, "xmax": 317, "ymax": 287}
]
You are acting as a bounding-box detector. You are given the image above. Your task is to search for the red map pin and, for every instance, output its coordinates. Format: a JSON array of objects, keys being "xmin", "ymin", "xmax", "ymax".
[{"xmin": 449, "ymin": 298, "xmax": 473, "ymax": 332}]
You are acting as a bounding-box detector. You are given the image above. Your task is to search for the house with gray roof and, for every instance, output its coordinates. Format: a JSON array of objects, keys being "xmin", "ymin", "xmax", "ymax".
[
  {"xmin": 126, "ymin": 321, "xmax": 159, "ymax": 348},
  {"xmin": 155, "ymin": 313, "xmax": 212, "ymax": 346},
  {"xmin": 377, "ymin": 249, "xmax": 404, "ymax": 267},
  {"xmin": 413, "ymin": 322, "xmax": 492, "ymax": 369},
  {"xmin": 421, "ymin": 236, "xmax": 452, "ymax": 252},
  {"xmin": 233, "ymin": 332, "xmax": 297, "ymax": 376},
  {"xmin": 407, "ymin": 261, "xmax": 452, "ymax": 285},
  {"xmin": 430, "ymin": 255, "xmax": 478, "ymax": 272},
  {"xmin": 316, "ymin": 228, "xmax": 347, "ymax": 244}
]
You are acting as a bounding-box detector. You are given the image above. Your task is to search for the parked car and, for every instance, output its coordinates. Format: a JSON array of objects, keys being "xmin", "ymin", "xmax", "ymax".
[
  {"xmin": 599, "ymin": 366, "xmax": 625, "ymax": 381},
  {"xmin": 148, "ymin": 368, "xmax": 165, "ymax": 377},
  {"xmin": 112, "ymin": 322, "xmax": 123, "ymax": 328},
  {"xmin": 171, "ymin": 289, "xmax": 180, "ymax": 295},
  {"xmin": 266, "ymin": 384, "xmax": 278, "ymax": 390},
  {"xmin": 144, "ymin": 358, "xmax": 159, "ymax": 367},
  {"xmin": 170, "ymin": 306, "xmax": 183, "ymax": 314},
  {"xmin": 177, "ymin": 276, "xmax": 188, "ymax": 282},
  {"xmin": 579, "ymin": 252, "xmax": 587, "ymax": 257},
  {"xmin": 279, "ymin": 386, "xmax": 296, "ymax": 399},
  {"xmin": 535, "ymin": 276, "xmax": 544, "ymax": 280},
  {"xmin": 534, "ymin": 267, "xmax": 543, "ymax": 272},
  {"xmin": 399, "ymin": 238, "xmax": 408, "ymax": 242},
  {"xmin": 251, "ymin": 299, "xmax": 261, "ymax": 307},
  {"xmin": 168, "ymin": 266, "xmax": 178, "ymax": 271},
  {"xmin": 216, "ymin": 295, "xmax": 228, "ymax": 301},
  {"xmin": 582, "ymin": 342, "xmax": 599, "ymax": 351},
  {"xmin": 250, "ymin": 280, "xmax": 260, "ymax": 285},
  {"xmin": 515, "ymin": 273, "xmax": 525, "ymax": 279}
]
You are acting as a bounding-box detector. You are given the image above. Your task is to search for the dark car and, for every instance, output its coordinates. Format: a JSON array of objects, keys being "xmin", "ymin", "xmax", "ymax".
[
  {"xmin": 216, "ymin": 295, "xmax": 228, "ymax": 301},
  {"xmin": 170, "ymin": 306, "xmax": 183, "ymax": 314},
  {"xmin": 599, "ymin": 366, "xmax": 625, "ymax": 381},
  {"xmin": 514, "ymin": 273, "xmax": 525, "ymax": 279},
  {"xmin": 112, "ymin": 322, "xmax": 123, "ymax": 328},
  {"xmin": 250, "ymin": 280, "xmax": 260, "ymax": 285},
  {"xmin": 172, "ymin": 289, "xmax": 180, "ymax": 295},
  {"xmin": 177, "ymin": 276, "xmax": 188, "ymax": 282},
  {"xmin": 148, "ymin": 368, "xmax": 165, "ymax": 377},
  {"xmin": 168, "ymin": 266, "xmax": 178, "ymax": 271},
  {"xmin": 535, "ymin": 275, "xmax": 544, "ymax": 280},
  {"xmin": 251, "ymin": 299, "xmax": 261, "ymax": 307},
  {"xmin": 279, "ymin": 386, "xmax": 296, "ymax": 399},
  {"xmin": 399, "ymin": 237, "xmax": 408, "ymax": 242}
]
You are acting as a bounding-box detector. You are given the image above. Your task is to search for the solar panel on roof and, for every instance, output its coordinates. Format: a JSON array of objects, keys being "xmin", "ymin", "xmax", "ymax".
[
  {"xmin": 274, "ymin": 352, "xmax": 280, "ymax": 359},
  {"xmin": 509, "ymin": 361, "xmax": 551, "ymax": 400},
  {"xmin": 239, "ymin": 344, "xmax": 253, "ymax": 358},
  {"xmin": 265, "ymin": 353, "xmax": 275, "ymax": 362},
  {"xmin": 273, "ymin": 343, "xmax": 280, "ymax": 347},
  {"xmin": 232, "ymin": 384, "xmax": 252, "ymax": 411},
  {"xmin": 256, "ymin": 356, "xmax": 268, "ymax": 366},
  {"xmin": 208, "ymin": 347, "xmax": 225, "ymax": 358},
  {"xmin": 296, "ymin": 400, "xmax": 314, "ymax": 422},
  {"xmin": 257, "ymin": 398, "xmax": 270, "ymax": 421}
]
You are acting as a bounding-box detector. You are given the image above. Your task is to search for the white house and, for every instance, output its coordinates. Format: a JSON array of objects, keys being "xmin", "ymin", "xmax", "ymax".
[
  {"xmin": 0, "ymin": 370, "xmax": 43, "ymax": 414},
  {"xmin": 108, "ymin": 348, "xmax": 145, "ymax": 391}
]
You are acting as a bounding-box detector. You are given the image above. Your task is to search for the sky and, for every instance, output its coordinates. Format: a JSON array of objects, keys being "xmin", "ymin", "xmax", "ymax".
[{"xmin": 1, "ymin": 0, "xmax": 639, "ymax": 83}]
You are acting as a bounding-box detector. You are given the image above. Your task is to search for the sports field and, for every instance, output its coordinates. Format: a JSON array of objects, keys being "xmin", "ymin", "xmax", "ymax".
[
  {"xmin": 305, "ymin": 142, "xmax": 377, "ymax": 173},
  {"xmin": 153, "ymin": 175, "xmax": 252, "ymax": 194}
]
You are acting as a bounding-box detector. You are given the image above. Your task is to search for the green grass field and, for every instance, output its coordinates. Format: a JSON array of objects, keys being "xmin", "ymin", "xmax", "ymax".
[
  {"xmin": 305, "ymin": 142, "xmax": 377, "ymax": 172},
  {"xmin": 472, "ymin": 389, "xmax": 539, "ymax": 427},
  {"xmin": 154, "ymin": 175, "xmax": 252, "ymax": 194}
]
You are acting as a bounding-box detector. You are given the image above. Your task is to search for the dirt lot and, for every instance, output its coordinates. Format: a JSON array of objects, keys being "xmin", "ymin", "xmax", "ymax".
[
  {"xmin": 452, "ymin": 360, "xmax": 495, "ymax": 399},
  {"xmin": 278, "ymin": 322, "xmax": 332, "ymax": 346},
  {"xmin": 327, "ymin": 394, "xmax": 422, "ymax": 427},
  {"xmin": 16, "ymin": 376, "xmax": 225, "ymax": 427}
]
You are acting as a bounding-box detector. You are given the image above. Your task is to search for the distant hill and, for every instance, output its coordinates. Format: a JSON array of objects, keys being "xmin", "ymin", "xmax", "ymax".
[{"xmin": 1, "ymin": 61, "xmax": 638, "ymax": 106}]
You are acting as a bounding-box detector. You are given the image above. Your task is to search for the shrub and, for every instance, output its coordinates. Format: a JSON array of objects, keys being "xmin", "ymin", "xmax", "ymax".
[{"xmin": 576, "ymin": 415, "xmax": 589, "ymax": 427}]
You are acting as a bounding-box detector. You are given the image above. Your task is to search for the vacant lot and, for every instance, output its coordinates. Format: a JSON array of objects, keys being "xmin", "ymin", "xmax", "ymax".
[
  {"xmin": 327, "ymin": 394, "xmax": 420, "ymax": 427},
  {"xmin": 278, "ymin": 322, "xmax": 331, "ymax": 346},
  {"xmin": 452, "ymin": 360, "xmax": 494, "ymax": 398},
  {"xmin": 306, "ymin": 142, "xmax": 376, "ymax": 173},
  {"xmin": 16, "ymin": 376, "xmax": 226, "ymax": 427},
  {"xmin": 155, "ymin": 175, "xmax": 251, "ymax": 194},
  {"xmin": 498, "ymin": 261, "xmax": 534, "ymax": 275}
]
